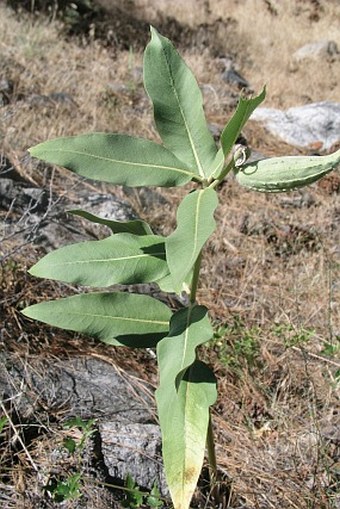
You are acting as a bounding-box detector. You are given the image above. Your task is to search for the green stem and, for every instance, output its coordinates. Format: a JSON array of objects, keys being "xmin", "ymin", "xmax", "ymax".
[
  {"xmin": 206, "ymin": 412, "xmax": 217, "ymax": 482},
  {"xmin": 209, "ymin": 158, "xmax": 235, "ymax": 189}
]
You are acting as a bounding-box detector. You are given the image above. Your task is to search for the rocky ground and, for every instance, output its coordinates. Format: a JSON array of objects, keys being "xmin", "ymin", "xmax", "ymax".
[{"xmin": 1, "ymin": 1, "xmax": 340, "ymax": 508}]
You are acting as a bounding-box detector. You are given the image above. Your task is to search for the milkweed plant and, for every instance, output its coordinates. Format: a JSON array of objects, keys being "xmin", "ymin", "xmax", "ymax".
[{"xmin": 22, "ymin": 28, "xmax": 340, "ymax": 509}]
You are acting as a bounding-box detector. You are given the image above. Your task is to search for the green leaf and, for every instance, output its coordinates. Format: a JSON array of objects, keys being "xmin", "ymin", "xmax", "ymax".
[
  {"xmin": 144, "ymin": 27, "xmax": 217, "ymax": 179},
  {"xmin": 156, "ymin": 308, "xmax": 215, "ymax": 509},
  {"xmin": 147, "ymin": 484, "xmax": 163, "ymax": 508},
  {"xmin": 158, "ymin": 305, "xmax": 213, "ymax": 388},
  {"xmin": 210, "ymin": 147, "xmax": 225, "ymax": 180},
  {"xmin": 156, "ymin": 359, "xmax": 217, "ymax": 509},
  {"xmin": 155, "ymin": 271, "xmax": 192, "ymax": 294},
  {"xmin": 28, "ymin": 233, "xmax": 169, "ymax": 287},
  {"xmin": 22, "ymin": 292, "xmax": 172, "ymax": 348},
  {"xmin": 29, "ymin": 134, "xmax": 196, "ymax": 188},
  {"xmin": 219, "ymin": 87, "xmax": 266, "ymax": 165},
  {"xmin": 0, "ymin": 416, "xmax": 8, "ymax": 434},
  {"xmin": 166, "ymin": 188, "xmax": 218, "ymax": 292},
  {"xmin": 69, "ymin": 209, "xmax": 153, "ymax": 235},
  {"xmin": 63, "ymin": 438, "xmax": 77, "ymax": 454}
]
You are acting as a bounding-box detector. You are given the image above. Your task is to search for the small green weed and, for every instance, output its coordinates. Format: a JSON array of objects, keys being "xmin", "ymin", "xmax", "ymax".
[
  {"xmin": 122, "ymin": 475, "xmax": 163, "ymax": 508},
  {"xmin": 211, "ymin": 317, "xmax": 261, "ymax": 371},
  {"xmin": 0, "ymin": 416, "xmax": 8, "ymax": 435},
  {"xmin": 272, "ymin": 323, "xmax": 315, "ymax": 348},
  {"xmin": 45, "ymin": 473, "xmax": 82, "ymax": 502},
  {"xmin": 44, "ymin": 418, "xmax": 95, "ymax": 502},
  {"xmin": 321, "ymin": 335, "xmax": 340, "ymax": 357},
  {"xmin": 63, "ymin": 416, "xmax": 96, "ymax": 453}
]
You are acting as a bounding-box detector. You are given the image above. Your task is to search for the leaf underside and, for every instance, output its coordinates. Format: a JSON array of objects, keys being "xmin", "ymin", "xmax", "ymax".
[
  {"xmin": 156, "ymin": 359, "xmax": 217, "ymax": 509},
  {"xmin": 22, "ymin": 292, "xmax": 172, "ymax": 348},
  {"xmin": 156, "ymin": 307, "xmax": 215, "ymax": 509},
  {"xmin": 144, "ymin": 27, "xmax": 217, "ymax": 179},
  {"xmin": 166, "ymin": 188, "xmax": 218, "ymax": 292},
  {"xmin": 29, "ymin": 133, "xmax": 196, "ymax": 188},
  {"xmin": 29, "ymin": 233, "xmax": 169, "ymax": 287}
]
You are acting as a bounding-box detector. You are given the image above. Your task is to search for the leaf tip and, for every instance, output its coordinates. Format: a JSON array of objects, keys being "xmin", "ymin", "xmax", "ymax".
[
  {"xmin": 149, "ymin": 25, "xmax": 159, "ymax": 39},
  {"xmin": 21, "ymin": 306, "xmax": 32, "ymax": 319}
]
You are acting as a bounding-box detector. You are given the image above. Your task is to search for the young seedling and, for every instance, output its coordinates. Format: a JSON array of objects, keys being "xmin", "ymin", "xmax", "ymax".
[{"xmin": 22, "ymin": 27, "xmax": 340, "ymax": 509}]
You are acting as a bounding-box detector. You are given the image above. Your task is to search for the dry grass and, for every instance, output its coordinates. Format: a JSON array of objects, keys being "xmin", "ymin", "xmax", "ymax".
[
  {"xmin": 134, "ymin": 0, "xmax": 340, "ymax": 107},
  {"xmin": 1, "ymin": 1, "xmax": 340, "ymax": 508}
]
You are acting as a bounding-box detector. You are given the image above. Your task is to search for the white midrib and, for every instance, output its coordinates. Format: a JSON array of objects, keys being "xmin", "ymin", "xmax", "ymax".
[
  {"xmin": 162, "ymin": 50, "xmax": 206, "ymax": 179},
  {"xmin": 40, "ymin": 148, "xmax": 195, "ymax": 177},
  {"xmin": 58, "ymin": 311, "xmax": 168, "ymax": 326},
  {"xmin": 46, "ymin": 251, "xmax": 165, "ymax": 266}
]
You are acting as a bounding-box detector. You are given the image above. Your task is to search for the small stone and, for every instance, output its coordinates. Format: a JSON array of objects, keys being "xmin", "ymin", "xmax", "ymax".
[
  {"xmin": 292, "ymin": 40, "xmax": 339, "ymax": 63},
  {"xmin": 100, "ymin": 421, "xmax": 168, "ymax": 496},
  {"xmin": 219, "ymin": 57, "xmax": 250, "ymax": 89},
  {"xmin": 250, "ymin": 102, "xmax": 340, "ymax": 150}
]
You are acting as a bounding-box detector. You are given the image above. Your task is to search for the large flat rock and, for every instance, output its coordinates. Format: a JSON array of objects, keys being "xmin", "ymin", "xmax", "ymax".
[{"xmin": 251, "ymin": 101, "xmax": 340, "ymax": 151}]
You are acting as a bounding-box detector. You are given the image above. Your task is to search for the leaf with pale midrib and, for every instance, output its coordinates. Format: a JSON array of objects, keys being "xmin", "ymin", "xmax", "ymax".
[
  {"xmin": 216, "ymin": 88, "xmax": 266, "ymax": 178},
  {"xmin": 166, "ymin": 188, "xmax": 218, "ymax": 292},
  {"xmin": 155, "ymin": 307, "xmax": 215, "ymax": 509},
  {"xmin": 28, "ymin": 233, "xmax": 169, "ymax": 287},
  {"xmin": 22, "ymin": 292, "xmax": 172, "ymax": 348},
  {"xmin": 144, "ymin": 27, "xmax": 217, "ymax": 179},
  {"xmin": 29, "ymin": 133, "xmax": 197, "ymax": 187}
]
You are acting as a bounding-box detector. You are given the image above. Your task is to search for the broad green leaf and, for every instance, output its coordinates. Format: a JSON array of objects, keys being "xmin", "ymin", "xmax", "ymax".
[
  {"xmin": 29, "ymin": 234, "xmax": 168, "ymax": 286},
  {"xmin": 157, "ymin": 305, "xmax": 213, "ymax": 389},
  {"xmin": 69, "ymin": 209, "xmax": 153, "ymax": 235},
  {"xmin": 156, "ymin": 271, "xmax": 191, "ymax": 294},
  {"xmin": 219, "ymin": 87, "xmax": 266, "ymax": 167},
  {"xmin": 155, "ymin": 307, "xmax": 215, "ymax": 508},
  {"xmin": 156, "ymin": 359, "xmax": 217, "ymax": 509},
  {"xmin": 144, "ymin": 27, "xmax": 217, "ymax": 179},
  {"xmin": 22, "ymin": 292, "xmax": 172, "ymax": 348},
  {"xmin": 29, "ymin": 134, "xmax": 196, "ymax": 188},
  {"xmin": 166, "ymin": 188, "xmax": 218, "ymax": 292}
]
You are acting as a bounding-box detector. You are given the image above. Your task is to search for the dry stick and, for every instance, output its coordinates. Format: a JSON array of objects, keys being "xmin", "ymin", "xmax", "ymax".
[
  {"xmin": 0, "ymin": 401, "xmax": 38, "ymax": 472},
  {"xmin": 291, "ymin": 346, "xmax": 340, "ymax": 368}
]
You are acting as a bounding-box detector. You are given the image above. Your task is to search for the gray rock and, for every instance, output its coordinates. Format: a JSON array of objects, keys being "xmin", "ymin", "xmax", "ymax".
[
  {"xmin": 0, "ymin": 354, "xmax": 154, "ymax": 422},
  {"xmin": 84, "ymin": 193, "xmax": 138, "ymax": 223},
  {"xmin": 0, "ymin": 352, "xmax": 166, "ymax": 503},
  {"xmin": 292, "ymin": 39, "xmax": 339, "ymax": 63},
  {"xmin": 250, "ymin": 101, "xmax": 340, "ymax": 150},
  {"xmin": 27, "ymin": 92, "xmax": 77, "ymax": 108},
  {"xmin": 100, "ymin": 421, "xmax": 168, "ymax": 495},
  {"xmin": 219, "ymin": 57, "xmax": 250, "ymax": 89},
  {"xmin": 0, "ymin": 169, "xmax": 140, "ymax": 251},
  {"xmin": 0, "ymin": 177, "xmax": 49, "ymax": 213}
]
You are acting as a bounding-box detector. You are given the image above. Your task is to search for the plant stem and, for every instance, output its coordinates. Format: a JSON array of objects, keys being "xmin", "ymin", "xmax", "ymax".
[
  {"xmin": 209, "ymin": 158, "xmax": 235, "ymax": 189},
  {"xmin": 206, "ymin": 412, "xmax": 217, "ymax": 482}
]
